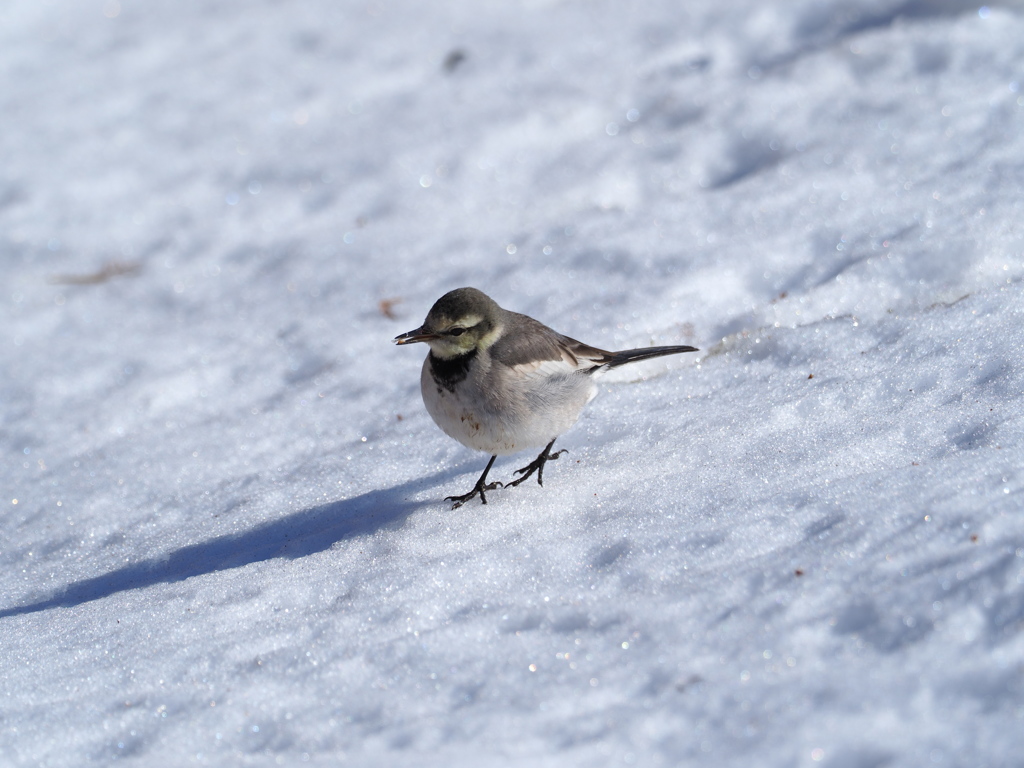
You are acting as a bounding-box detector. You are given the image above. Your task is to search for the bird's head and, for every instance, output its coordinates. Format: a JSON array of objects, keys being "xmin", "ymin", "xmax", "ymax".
[{"xmin": 393, "ymin": 287, "xmax": 503, "ymax": 359}]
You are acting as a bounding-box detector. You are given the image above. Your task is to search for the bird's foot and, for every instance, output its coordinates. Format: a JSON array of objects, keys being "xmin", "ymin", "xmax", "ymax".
[
  {"xmin": 446, "ymin": 455, "xmax": 502, "ymax": 509},
  {"xmin": 445, "ymin": 479, "xmax": 503, "ymax": 509},
  {"xmin": 505, "ymin": 440, "xmax": 567, "ymax": 489}
]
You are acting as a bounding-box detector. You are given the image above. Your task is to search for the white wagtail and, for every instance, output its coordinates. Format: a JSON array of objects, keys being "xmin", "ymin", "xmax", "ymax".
[{"xmin": 394, "ymin": 287, "xmax": 698, "ymax": 508}]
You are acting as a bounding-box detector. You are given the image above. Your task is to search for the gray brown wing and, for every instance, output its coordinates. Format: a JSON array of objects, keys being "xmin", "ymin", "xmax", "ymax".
[
  {"xmin": 490, "ymin": 311, "xmax": 696, "ymax": 373},
  {"xmin": 490, "ymin": 312, "xmax": 610, "ymax": 370}
]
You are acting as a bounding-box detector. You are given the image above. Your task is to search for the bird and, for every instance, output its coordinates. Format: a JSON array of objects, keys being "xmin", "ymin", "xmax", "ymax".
[{"xmin": 394, "ymin": 287, "xmax": 698, "ymax": 508}]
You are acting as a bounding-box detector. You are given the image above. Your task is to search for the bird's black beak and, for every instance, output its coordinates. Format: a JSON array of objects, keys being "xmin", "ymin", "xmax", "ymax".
[{"xmin": 393, "ymin": 326, "xmax": 439, "ymax": 345}]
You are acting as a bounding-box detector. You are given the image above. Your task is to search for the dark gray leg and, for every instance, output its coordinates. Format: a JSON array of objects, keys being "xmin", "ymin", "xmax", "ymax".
[
  {"xmin": 505, "ymin": 439, "xmax": 567, "ymax": 489},
  {"xmin": 446, "ymin": 454, "xmax": 502, "ymax": 509}
]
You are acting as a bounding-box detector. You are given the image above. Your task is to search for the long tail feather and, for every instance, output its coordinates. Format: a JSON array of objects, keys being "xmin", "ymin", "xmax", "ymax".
[{"xmin": 602, "ymin": 344, "xmax": 698, "ymax": 369}]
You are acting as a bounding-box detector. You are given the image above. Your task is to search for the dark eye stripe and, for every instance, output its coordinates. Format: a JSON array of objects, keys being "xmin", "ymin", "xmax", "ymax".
[{"xmin": 447, "ymin": 327, "xmax": 466, "ymax": 337}]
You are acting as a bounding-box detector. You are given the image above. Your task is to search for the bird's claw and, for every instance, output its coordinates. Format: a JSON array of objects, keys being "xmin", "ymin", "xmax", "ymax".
[
  {"xmin": 506, "ymin": 443, "xmax": 567, "ymax": 489},
  {"xmin": 512, "ymin": 449, "xmax": 566, "ymax": 477},
  {"xmin": 446, "ymin": 481, "xmax": 503, "ymax": 509}
]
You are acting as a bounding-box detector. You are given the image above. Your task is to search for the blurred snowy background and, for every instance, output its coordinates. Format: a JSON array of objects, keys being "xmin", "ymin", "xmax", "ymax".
[{"xmin": 2, "ymin": 0, "xmax": 1023, "ymax": 765}]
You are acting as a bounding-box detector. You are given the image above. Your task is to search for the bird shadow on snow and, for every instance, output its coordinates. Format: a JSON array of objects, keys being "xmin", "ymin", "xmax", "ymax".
[{"xmin": 0, "ymin": 473, "xmax": 445, "ymax": 619}]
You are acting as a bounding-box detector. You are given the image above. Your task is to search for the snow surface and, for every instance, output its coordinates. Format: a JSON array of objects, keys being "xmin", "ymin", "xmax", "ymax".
[{"xmin": 2, "ymin": 0, "xmax": 1024, "ymax": 765}]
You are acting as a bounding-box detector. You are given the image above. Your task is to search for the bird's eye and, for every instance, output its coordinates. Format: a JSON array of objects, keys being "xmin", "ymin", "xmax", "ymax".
[{"xmin": 447, "ymin": 327, "xmax": 466, "ymax": 337}]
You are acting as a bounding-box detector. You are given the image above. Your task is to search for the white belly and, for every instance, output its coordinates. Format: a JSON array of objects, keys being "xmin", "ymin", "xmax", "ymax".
[{"xmin": 420, "ymin": 356, "xmax": 595, "ymax": 456}]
